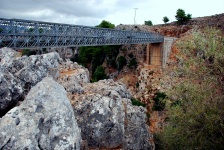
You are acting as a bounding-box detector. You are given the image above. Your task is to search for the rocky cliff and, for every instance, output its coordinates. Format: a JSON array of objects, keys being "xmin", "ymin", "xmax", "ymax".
[{"xmin": 0, "ymin": 48, "xmax": 154, "ymax": 150}]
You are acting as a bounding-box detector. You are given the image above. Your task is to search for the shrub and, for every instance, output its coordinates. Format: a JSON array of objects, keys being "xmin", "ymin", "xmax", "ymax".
[
  {"xmin": 21, "ymin": 49, "xmax": 36, "ymax": 56},
  {"xmin": 92, "ymin": 65, "xmax": 108, "ymax": 82},
  {"xmin": 117, "ymin": 56, "xmax": 127, "ymax": 70},
  {"xmin": 128, "ymin": 58, "xmax": 137, "ymax": 69},
  {"xmin": 152, "ymin": 92, "xmax": 166, "ymax": 111},
  {"xmin": 160, "ymin": 27, "xmax": 224, "ymax": 149},
  {"xmin": 131, "ymin": 98, "xmax": 146, "ymax": 107},
  {"xmin": 145, "ymin": 20, "xmax": 153, "ymax": 26}
]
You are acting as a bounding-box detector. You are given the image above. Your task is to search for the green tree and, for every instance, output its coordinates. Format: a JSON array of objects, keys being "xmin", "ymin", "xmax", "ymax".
[
  {"xmin": 163, "ymin": 16, "xmax": 169, "ymax": 24},
  {"xmin": 175, "ymin": 9, "xmax": 192, "ymax": 24},
  {"xmin": 96, "ymin": 20, "xmax": 115, "ymax": 29},
  {"xmin": 159, "ymin": 28, "xmax": 224, "ymax": 149},
  {"xmin": 144, "ymin": 20, "xmax": 153, "ymax": 26},
  {"xmin": 92, "ymin": 65, "xmax": 108, "ymax": 82}
]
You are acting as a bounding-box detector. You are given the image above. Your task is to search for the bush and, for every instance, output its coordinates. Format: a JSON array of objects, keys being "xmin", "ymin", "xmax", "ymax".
[
  {"xmin": 144, "ymin": 20, "xmax": 153, "ymax": 26},
  {"xmin": 92, "ymin": 65, "xmax": 108, "ymax": 82},
  {"xmin": 131, "ymin": 98, "xmax": 146, "ymax": 107},
  {"xmin": 21, "ymin": 49, "xmax": 36, "ymax": 56},
  {"xmin": 160, "ymin": 28, "xmax": 224, "ymax": 149},
  {"xmin": 117, "ymin": 56, "xmax": 127, "ymax": 70},
  {"xmin": 128, "ymin": 58, "xmax": 137, "ymax": 69},
  {"xmin": 152, "ymin": 92, "xmax": 166, "ymax": 111}
]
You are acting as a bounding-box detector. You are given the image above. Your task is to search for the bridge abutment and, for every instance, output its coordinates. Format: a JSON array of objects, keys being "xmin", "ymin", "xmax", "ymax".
[{"xmin": 146, "ymin": 37, "xmax": 177, "ymax": 68}]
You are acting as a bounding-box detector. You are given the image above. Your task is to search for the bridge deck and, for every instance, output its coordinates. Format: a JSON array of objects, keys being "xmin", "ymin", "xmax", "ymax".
[{"xmin": 0, "ymin": 18, "xmax": 164, "ymax": 48}]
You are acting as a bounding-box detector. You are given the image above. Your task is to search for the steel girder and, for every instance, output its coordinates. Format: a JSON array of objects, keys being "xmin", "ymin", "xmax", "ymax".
[{"xmin": 0, "ymin": 18, "xmax": 164, "ymax": 48}]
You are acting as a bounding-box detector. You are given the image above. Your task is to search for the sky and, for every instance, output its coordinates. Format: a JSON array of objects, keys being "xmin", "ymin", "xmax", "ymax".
[{"xmin": 0, "ymin": 0, "xmax": 223, "ymax": 26}]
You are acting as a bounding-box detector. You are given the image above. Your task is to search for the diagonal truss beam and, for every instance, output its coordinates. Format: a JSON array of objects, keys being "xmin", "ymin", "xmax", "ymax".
[{"xmin": 0, "ymin": 18, "xmax": 164, "ymax": 48}]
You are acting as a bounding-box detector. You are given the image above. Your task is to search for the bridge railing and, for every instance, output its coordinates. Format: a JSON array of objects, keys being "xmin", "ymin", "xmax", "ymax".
[{"xmin": 0, "ymin": 18, "xmax": 164, "ymax": 48}]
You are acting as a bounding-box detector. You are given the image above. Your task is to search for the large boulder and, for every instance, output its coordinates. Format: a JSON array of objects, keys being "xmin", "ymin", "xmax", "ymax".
[
  {"xmin": 5, "ymin": 52, "xmax": 60, "ymax": 85},
  {"xmin": 0, "ymin": 77, "xmax": 81, "ymax": 149},
  {"xmin": 0, "ymin": 47, "xmax": 20, "ymax": 64},
  {"xmin": 0, "ymin": 66, "xmax": 23, "ymax": 117},
  {"xmin": 0, "ymin": 48, "xmax": 61, "ymax": 116},
  {"xmin": 72, "ymin": 79, "xmax": 153, "ymax": 149}
]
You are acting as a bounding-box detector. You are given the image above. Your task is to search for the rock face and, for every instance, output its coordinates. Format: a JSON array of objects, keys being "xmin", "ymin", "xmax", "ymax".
[
  {"xmin": 0, "ymin": 48, "xmax": 60, "ymax": 116},
  {"xmin": 0, "ymin": 48, "xmax": 154, "ymax": 149},
  {"xmin": 58, "ymin": 60, "xmax": 89, "ymax": 95},
  {"xmin": 0, "ymin": 77, "xmax": 81, "ymax": 149},
  {"xmin": 4, "ymin": 51, "xmax": 60, "ymax": 86},
  {"xmin": 0, "ymin": 65, "xmax": 23, "ymax": 115},
  {"xmin": 72, "ymin": 79, "xmax": 153, "ymax": 150}
]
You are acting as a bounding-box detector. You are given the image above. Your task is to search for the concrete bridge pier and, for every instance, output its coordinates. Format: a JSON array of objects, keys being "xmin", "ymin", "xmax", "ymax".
[{"xmin": 146, "ymin": 37, "xmax": 177, "ymax": 68}]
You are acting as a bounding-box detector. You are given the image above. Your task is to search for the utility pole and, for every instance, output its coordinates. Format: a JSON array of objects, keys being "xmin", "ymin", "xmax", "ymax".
[{"xmin": 134, "ymin": 8, "xmax": 138, "ymax": 25}]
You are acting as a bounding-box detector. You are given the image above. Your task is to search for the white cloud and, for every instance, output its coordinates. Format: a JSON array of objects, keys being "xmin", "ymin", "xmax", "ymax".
[{"xmin": 0, "ymin": 0, "xmax": 223, "ymax": 26}]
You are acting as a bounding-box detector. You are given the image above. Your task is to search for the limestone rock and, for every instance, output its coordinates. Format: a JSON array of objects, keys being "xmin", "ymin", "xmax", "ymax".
[
  {"xmin": 58, "ymin": 60, "xmax": 89, "ymax": 95},
  {"xmin": 0, "ymin": 65, "xmax": 23, "ymax": 116},
  {"xmin": 73, "ymin": 79, "xmax": 153, "ymax": 149},
  {"xmin": 0, "ymin": 48, "xmax": 61, "ymax": 116},
  {"xmin": 5, "ymin": 52, "xmax": 60, "ymax": 85},
  {"xmin": 123, "ymin": 99, "xmax": 153, "ymax": 149},
  {"xmin": 0, "ymin": 77, "xmax": 81, "ymax": 150},
  {"xmin": 0, "ymin": 47, "xmax": 20, "ymax": 64}
]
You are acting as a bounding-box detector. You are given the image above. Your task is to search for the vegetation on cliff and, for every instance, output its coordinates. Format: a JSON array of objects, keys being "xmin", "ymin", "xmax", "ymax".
[
  {"xmin": 175, "ymin": 8, "xmax": 192, "ymax": 24},
  {"xmin": 145, "ymin": 20, "xmax": 153, "ymax": 26},
  {"xmin": 158, "ymin": 27, "xmax": 224, "ymax": 149},
  {"xmin": 162, "ymin": 16, "xmax": 169, "ymax": 24},
  {"xmin": 76, "ymin": 20, "xmax": 121, "ymax": 81}
]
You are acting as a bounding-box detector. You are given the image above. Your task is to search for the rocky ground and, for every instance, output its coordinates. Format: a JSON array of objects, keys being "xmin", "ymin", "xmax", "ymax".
[{"xmin": 0, "ymin": 48, "xmax": 154, "ymax": 150}]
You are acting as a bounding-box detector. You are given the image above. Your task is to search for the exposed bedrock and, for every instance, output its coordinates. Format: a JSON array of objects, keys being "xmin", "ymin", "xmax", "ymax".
[
  {"xmin": 0, "ymin": 77, "xmax": 81, "ymax": 150},
  {"xmin": 0, "ymin": 48, "xmax": 60, "ymax": 116}
]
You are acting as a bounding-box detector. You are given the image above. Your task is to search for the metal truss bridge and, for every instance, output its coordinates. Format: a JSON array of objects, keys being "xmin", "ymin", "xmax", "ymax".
[{"xmin": 0, "ymin": 18, "xmax": 164, "ymax": 49}]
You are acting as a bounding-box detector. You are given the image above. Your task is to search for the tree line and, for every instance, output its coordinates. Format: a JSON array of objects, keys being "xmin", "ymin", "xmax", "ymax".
[{"xmin": 145, "ymin": 8, "xmax": 192, "ymax": 26}]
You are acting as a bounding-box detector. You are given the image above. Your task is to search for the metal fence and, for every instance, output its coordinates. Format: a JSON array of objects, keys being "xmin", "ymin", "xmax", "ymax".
[{"xmin": 0, "ymin": 18, "xmax": 164, "ymax": 48}]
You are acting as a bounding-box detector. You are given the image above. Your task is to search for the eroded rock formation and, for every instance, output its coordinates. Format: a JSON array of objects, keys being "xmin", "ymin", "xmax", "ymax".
[
  {"xmin": 0, "ymin": 48, "xmax": 154, "ymax": 149},
  {"xmin": 70, "ymin": 80, "xmax": 153, "ymax": 149},
  {"xmin": 0, "ymin": 77, "xmax": 81, "ymax": 149},
  {"xmin": 0, "ymin": 48, "xmax": 60, "ymax": 116}
]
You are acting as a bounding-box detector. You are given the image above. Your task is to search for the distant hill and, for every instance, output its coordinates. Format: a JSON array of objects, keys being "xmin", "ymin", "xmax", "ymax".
[{"xmin": 116, "ymin": 13, "xmax": 224, "ymax": 37}]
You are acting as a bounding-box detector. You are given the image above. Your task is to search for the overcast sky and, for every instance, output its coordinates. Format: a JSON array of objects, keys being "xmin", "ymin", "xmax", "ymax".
[{"xmin": 0, "ymin": 0, "xmax": 223, "ymax": 26}]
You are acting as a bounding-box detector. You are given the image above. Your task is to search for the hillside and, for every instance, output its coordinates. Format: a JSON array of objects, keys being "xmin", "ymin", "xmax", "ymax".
[
  {"xmin": 113, "ymin": 13, "xmax": 224, "ymax": 134},
  {"xmin": 117, "ymin": 13, "xmax": 224, "ymax": 37}
]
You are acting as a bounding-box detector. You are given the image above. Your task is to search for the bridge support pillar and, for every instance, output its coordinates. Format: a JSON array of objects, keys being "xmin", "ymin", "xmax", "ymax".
[
  {"xmin": 146, "ymin": 43, "xmax": 164, "ymax": 66},
  {"xmin": 146, "ymin": 37, "xmax": 177, "ymax": 68}
]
